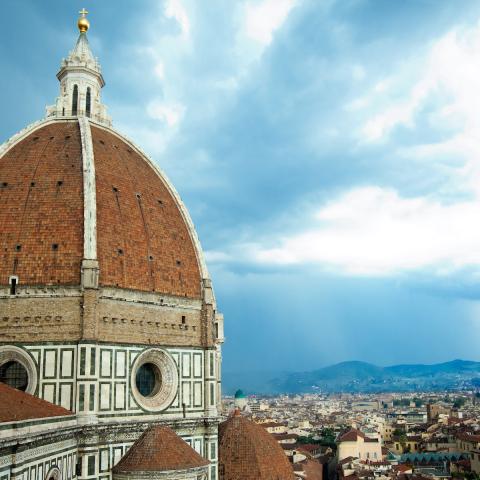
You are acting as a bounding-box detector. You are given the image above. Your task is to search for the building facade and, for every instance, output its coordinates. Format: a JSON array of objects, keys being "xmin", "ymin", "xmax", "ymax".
[
  {"xmin": 337, "ymin": 429, "xmax": 382, "ymax": 462},
  {"xmin": 0, "ymin": 11, "xmax": 224, "ymax": 480}
]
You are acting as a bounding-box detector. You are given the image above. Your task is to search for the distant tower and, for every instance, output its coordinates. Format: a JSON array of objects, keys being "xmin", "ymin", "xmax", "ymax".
[{"xmin": 234, "ymin": 389, "xmax": 248, "ymax": 410}]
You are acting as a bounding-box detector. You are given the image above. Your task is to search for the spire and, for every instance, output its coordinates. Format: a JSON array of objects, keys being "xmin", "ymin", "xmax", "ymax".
[
  {"xmin": 46, "ymin": 10, "xmax": 111, "ymax": 126},
  {"xmin": 71, "ymin": 31, "xmax": 96, "ymax": 64}
]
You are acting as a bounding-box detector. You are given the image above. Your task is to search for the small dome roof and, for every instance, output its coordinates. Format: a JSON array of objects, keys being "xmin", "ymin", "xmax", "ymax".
[
  {"xmin": 234, "ymin": 389, "xmax": 246, "ymax": 399},
  {"xmin": 113, "ymin": 425, "xmax": 209, "ymax": 474},
  {"xmin": 219, "ymin": 412, "xmax": 295, "ymax": 480}
]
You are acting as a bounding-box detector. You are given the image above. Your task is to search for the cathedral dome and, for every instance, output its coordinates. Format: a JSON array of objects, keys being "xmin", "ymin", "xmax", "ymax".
[
  {"xmin": 0, "ymin": 13, "xmax": 223, "ymax": 350},
  {"xmin": 0, "ymin": 119, "xmax": 204, "ymax": 298},
  {"xmin": 218, "ymin": 411, "xmax": 295, "ymax": 480}
]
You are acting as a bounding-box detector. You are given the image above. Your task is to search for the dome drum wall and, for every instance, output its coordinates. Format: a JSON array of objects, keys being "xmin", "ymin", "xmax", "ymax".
[
  {"xmin": 96, "ymin": 289, "xmax": 204, "ymax": 347},
  {"xmin": 0, "ymin": 292, "xmax": 83, "ymax": 342},
  {"xmin": 0, "ymin": 285, "xmax": 211, "ymax": 347}
]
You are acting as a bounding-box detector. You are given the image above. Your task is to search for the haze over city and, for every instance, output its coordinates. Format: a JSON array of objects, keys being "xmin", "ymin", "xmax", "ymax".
[{"xmin": 2, "ymin": 0, "xmax": 480, "ymax": 374}]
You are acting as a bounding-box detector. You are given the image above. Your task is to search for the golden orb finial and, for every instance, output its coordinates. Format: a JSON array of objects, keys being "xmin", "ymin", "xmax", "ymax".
[{"xmin": 78, "ymin": 8, "xmax": 90, "ymax": 33}]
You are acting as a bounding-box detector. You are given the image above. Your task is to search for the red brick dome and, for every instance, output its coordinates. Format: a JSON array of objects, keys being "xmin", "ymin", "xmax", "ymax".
[
  {"xmin": 219, "ymin": 412, "xmax": 295, "ymax": 480},
  {"xmin": 0, "ymin": 119, "xmax": 204, "ymax": 298},
  {"xmin": 112, "ymin": 426, "xmax": 209, "ymax": 475}
]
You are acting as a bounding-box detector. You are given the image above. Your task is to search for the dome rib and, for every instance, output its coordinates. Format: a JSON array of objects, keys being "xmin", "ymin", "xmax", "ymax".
[{"xmin": 78, "ymin": 117, "xmax": 97, "ymax": 263}]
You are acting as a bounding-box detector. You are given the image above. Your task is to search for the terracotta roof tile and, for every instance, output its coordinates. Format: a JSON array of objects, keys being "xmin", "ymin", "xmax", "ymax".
[
  {"xmin": 0, "ymin": 121, "xmax": 84, "ymax": 286},
  {"xmin": 457, "ymin": 433, "xmax": 480, "ymax": 442},
  {"xmin": 113, "ymin": 426, "xmax": 209, "ymax": 473},
  {"xmin": 0, "ymin": 382, "xmax": 72, "ymax": 422},
  {"xmin": 338, "ymin": 429, "xmax": 365, "ymax": 442}
]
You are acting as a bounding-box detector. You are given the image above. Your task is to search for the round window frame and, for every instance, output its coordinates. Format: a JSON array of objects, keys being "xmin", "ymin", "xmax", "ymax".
[
  {"xmin": 0, "ymin": 345, "xmax": 37, "ymax": 394},
  {"xmin": 130, "ymin": 348, "xmax": 178, "ymax": 412}
]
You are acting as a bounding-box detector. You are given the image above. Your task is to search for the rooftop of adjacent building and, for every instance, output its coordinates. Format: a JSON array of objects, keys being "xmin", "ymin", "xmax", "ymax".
[{"xmin": 0, "ymin": 382, "xmax": 73, "ymax": 423}]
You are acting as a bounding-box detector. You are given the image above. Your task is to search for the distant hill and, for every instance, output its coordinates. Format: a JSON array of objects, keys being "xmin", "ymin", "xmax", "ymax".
[{"xmin": 225, "ymin": 359, "xmax": 480, "ymax": 395}]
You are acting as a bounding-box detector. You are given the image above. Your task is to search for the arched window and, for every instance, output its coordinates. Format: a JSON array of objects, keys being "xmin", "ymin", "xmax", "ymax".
[
  {"xmin": 86, "ymin": 87, "xmax": 91, "ymax": 117},
  {"xmin": 45, "ymin": 466, "xmax": 61, "ymax": 480},
  {"xmin": 72, "ymin": 84, "xmax": 78, "ymax": 116}
]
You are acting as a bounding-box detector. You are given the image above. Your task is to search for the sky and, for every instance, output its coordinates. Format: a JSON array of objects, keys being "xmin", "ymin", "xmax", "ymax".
[{"xmin": 1, "ymin": 0, "xmax": 480, "ymax": 374}]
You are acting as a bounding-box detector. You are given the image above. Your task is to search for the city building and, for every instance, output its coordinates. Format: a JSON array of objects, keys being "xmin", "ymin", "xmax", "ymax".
[{"xmin": 337, "ymin": 429, "xmax": 382, "ymax": 462}]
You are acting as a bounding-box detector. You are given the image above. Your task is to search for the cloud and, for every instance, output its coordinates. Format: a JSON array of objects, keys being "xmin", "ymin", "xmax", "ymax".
[
  {"xmin": 244, "ymin": 0, "xmax": 298, "ymax": 46},
  {"xmin": 210, "ymin": 186, "xmax": 480, "ymax": 276},
  {"xmin": 154, "ymin": 61, "xmax": 165, "ymax": 80},
  {"xmin": 360, "ymin": 25, "xmax": 480, "ymax": 143},
  {"xmin": 165, "ymin": 0, "xmax": 190, "ymax": 36},
  {"xmin": 147, "ymin": 100, "xmax": 186, "ymax": 127}
]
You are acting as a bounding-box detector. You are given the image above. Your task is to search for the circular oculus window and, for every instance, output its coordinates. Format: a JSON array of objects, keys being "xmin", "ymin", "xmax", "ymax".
[
  {"xmin": 136, "ymin": 362, "xmax": 161, "ymax": 397},
  {"xmin": 131, "ymin": 349, "xmax": 178, "ymax": 411},
  {"xmin": 0, "ymin": 345, "xmax": 37, "ymax": 394}
]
